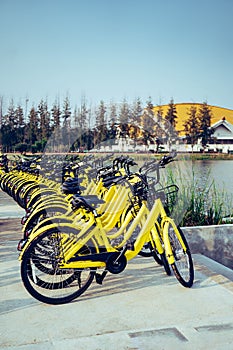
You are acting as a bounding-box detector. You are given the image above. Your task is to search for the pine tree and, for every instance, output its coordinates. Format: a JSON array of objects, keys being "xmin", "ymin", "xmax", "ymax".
[
  {"xmin": 141, "ymin": 96, "xmax": 156, "ymax": 148},
  {"xmin": 129, "ymin": 97, "xmax": 143, "ymax": 148},
  {"xmin": 1, "ymin": 100, "xmax": 16, "ymax": 151},
  {"xmin": 73, "ymin": 106, "xmax": 79, "ymax": 129},
  {"xmin": 183, "ymin": 105, "xmax": 199, "ymax": 151},
  {"xmin": 154, "ymin": 105, "xmax": 165, "ymax": 152},
  {"xmin": 51, "ymin": 100, "xmax": 61, "ymax": 129},
  {"xmin": 61, "ymin": 96, "xmax": 72, "ymax": 150},
  {"xmin": 62, "ymin": 96, "xmax": 71, "ymax": 125},
  {"xmin": 108, "ymin": 101, "xmax": 118, "ymax": 140},
  {"xmin": 164, "ymin": 98, "xmax": 178, "ymax": 149},
  {"xmin": 95, "ymin": 100, "xmax": 106, "ymax": 128},
  {"xmin": 131, "ymin": 97, "xmax": 143, "ymax": 125},
  {"xmin": 75, "ymin": 97, "xmax": 89, "ymax": 151},
  {"xmin": 50, "ymin": 100, "xmax": 62, "ymax": 151},
  {"xmin": 86, "ymin": 107, "xmax": 94, "ymax": 150},
  {"xmin": 38, "ymin": 99, "xmax": 51, "ymax": 143},
  {"xmin": 95, "ymin": 100, "xmax": 108, "ymax": 147},
  {"xmin": 165, "ymin": 98, "xmax": 178, "ymax": 128},
  {"xmin": 27, "ymin": 106, "xmax": 39, "ymax": 147},
  {"xmin": 198, "ymin": 101, "xmax": 212, "ymax": 148},
  {"xmin": 15, "ymin": 105, "xmax": 25, "ymax": 144},
  {"xmin": 118, "ymin": 98, "xmax": 130, "ymax": 137},
  {"xmin": 4, "ymin": 99, "xmax": 15, "ymax": 127},
  {"xmin": 78, "ymin": 97, "xmax": 88, "ymax": 131}
]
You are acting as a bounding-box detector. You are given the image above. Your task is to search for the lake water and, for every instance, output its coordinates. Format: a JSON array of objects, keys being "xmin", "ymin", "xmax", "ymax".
[
  {"xmin": 175, "ymin": 160, "xmax": 233, "ymax": 196},
  {"xmin": 139, "ymin": 158, "xmax": 233, "ymax": 198}
]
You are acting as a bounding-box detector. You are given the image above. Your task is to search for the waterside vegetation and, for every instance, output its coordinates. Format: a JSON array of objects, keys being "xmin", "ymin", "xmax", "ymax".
[{"xmin": 164, "ymin": 166, "xmax": 233, "ymax": 227}]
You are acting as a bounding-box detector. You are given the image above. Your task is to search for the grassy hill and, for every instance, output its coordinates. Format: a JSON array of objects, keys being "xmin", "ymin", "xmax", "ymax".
[{"xmin": 153, "ymin": 103, "xmax": 233, "ymax": 134}]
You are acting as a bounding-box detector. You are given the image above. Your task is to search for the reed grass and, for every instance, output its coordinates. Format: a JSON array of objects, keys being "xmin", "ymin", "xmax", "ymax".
[{"xmin": 162, "ymin": 164, "xmax": 233, "ymax": 226}]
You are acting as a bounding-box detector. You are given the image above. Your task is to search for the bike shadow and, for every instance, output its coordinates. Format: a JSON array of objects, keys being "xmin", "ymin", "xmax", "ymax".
[
  {"xmin": 0, "ymin": 296, "xmax": 37, "ymax": 316},
  {"xmin": 74, "ymin": 256, "xmax": 184, "ymax": 303},
  {"xmin": 75, "ymin": 255, "xmax": 232, "ymax": 303}
]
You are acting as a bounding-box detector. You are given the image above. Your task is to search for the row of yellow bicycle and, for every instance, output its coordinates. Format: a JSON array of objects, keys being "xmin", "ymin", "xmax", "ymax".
[{"xmin": 0, "ymin": 153, "xmax": 194, "ymax": 304}]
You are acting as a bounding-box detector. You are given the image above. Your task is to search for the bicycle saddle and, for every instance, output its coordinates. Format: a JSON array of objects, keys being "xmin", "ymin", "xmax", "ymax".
[
  {"xmin": 63, "ymin": 177, "xmax": 80, "ymax": 185},
  {"xmin": 71, "ymin": 194, "xmax": 105, "ymax": 211},
  {"xmin": 103, "ymin": 175, "xmax": 124, "ymax": 188},
  {"xmin": 62, "ymin": 177, "xmax": 85, "ymax": 194}
]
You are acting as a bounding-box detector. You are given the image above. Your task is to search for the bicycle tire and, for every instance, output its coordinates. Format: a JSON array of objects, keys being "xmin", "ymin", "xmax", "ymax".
[
  {"xmin": 159, "ymin": 251, "xmax": 171, "ymax": 275},
  {"xmin": 168, "ymin": 225, "xmax": 194, "ymax": 287},
  {"xmin": 137, "ymin": 242, "xmax": 153, "ymax": 258},
  {"xmin": 24, "ymin": 189, "xmax": 58, "ymax": 209},
  {"xmin": 21, "ymin": 228, "xmax": 96, "ymax": 304},
  {"xmin": 149, "ymin": 235, "xmax": 171, "ymax": 275},
  {"xmin": 146, "ymin": 222, "xmax": 172, "ymax": 274},
  {"xmin": 15, "ymin": 181, "xmax": 36, "ymax": 208},
  {"xmin": 23, "ymin": 205, "xmax": 68, "ymax": 238},
  {"xmin": 151, "ymin": 221, "xmax": 172, "ymax": 275}
]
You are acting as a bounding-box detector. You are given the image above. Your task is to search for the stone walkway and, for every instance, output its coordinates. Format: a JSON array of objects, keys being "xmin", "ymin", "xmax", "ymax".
[{"xmin": 0, "ymin": 218, "xmax": 233, "ymax": 350}]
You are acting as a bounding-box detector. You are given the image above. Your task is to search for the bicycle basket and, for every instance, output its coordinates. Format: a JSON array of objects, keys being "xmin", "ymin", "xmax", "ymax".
[
  {"xmin": 127, "ymin": 179, "xmax": 148, "ymax": 216},
  {"xmin": 148, "ymin": 184, "xmax": 179, "ymax": 213}
]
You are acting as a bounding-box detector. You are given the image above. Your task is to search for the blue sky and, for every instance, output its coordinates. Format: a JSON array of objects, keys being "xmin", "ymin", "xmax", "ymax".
[{"xmin": 1, "ymin": 0, "xmax": 233, "ymax": 111}]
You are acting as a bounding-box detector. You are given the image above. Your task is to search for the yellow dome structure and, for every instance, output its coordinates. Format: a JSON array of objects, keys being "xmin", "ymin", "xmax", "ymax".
[{"xmin": 153, "ymin": 103, "xmax": 233, "ymax": 135}]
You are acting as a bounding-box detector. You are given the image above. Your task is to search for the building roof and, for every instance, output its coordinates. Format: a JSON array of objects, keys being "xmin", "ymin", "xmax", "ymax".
[
  {"xmin": 211, "ymin": 118, "xmax": 233, "ymax": 140},
  {"xmin": 211, "ymin": 118, "xmax": 233, "ymax": 133}
]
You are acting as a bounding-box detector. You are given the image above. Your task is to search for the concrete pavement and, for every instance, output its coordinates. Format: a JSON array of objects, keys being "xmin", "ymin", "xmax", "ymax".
[
  {"xmin": 0, "ymin": 218, "xmax": 233, "ymax": 350},
  {"xmin": 0, "ymin": 191, "xmax": 24, "ymax": 219}
]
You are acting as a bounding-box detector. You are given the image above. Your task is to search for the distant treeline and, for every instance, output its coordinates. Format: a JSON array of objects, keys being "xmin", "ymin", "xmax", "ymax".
[{"xmin": 0, "ymin": 96, "xmax": 212, "ymax": 153}]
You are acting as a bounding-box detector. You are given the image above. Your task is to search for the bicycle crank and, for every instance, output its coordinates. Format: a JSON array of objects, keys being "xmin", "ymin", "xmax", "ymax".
[{"xmin": 106, "ymin": 253, "xmax": 127, "ymax": 274}]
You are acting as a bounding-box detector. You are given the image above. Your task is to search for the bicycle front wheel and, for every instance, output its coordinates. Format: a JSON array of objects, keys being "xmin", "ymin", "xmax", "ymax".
[
  {"xmin": 21, "ymin": 228, "xmax": 96, "ymax": 304},
  {"xmin": 167, "ymin": 224, "xmax": 194, "ymax": 287}
]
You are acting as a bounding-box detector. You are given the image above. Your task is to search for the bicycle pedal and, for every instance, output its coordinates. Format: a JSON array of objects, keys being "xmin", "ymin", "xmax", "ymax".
[{"xmin": 95, "ymin": 271, "xmax": 107, "ymax": 285}]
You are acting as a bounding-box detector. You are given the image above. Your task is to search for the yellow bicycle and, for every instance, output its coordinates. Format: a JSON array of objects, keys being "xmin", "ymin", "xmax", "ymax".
[{"xmin": 19, "ymin": 156, "xmax": 194, "ymax": 305}]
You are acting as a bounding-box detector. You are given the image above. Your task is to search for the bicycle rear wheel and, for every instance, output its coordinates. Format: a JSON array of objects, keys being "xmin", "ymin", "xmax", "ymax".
[
  {"xmin": 23, "ymin": 205, "xmax": 68, "ymax": 238},
  {"xmin": 21, "ymin": 228, "xmax": 96, "ymax": 304},
  {"xmin": 168, "ymin": 225, "xmax": 194, "ymax": 287}
]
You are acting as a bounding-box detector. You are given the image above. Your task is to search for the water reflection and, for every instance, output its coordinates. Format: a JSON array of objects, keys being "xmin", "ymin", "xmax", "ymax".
[{"xmin": 184, "ymin": 160, "xmax": 233, "ymax": 196}]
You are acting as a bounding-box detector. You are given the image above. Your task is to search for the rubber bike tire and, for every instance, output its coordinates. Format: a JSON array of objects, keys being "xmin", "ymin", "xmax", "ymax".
[
  {"xmin": 8, "ymin": 177, "xmax": 26, "ymax": 199},
  {"xmin": 25, "ymin": 189, "xmax": 58, "ymax": 209},
  {"xmin": 23, "ymin": 206, "xmax": 68, "ymax": 238},
  {"xmin": 168, "ymin": 225, "xmax": 194, "ymax": 287},
  {"xmin": 21, "ymin": 227, "xmax": 96, "ymax": 304},
  {"xmin": 15, "ymin": 181, "xmax": 36, "ymax": 208},
  {"xmin": 153, "ymin": 221, "xmax": 171, "ymax": 274},
  {"xmin": 139, "ymin": 220, "xmax": 171, "ymax": 274}
]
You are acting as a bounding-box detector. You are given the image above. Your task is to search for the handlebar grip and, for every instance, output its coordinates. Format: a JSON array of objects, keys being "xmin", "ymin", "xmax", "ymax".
[{"xmin": 139, "ymin": 159, "xmax": 157, "ymax": 172}]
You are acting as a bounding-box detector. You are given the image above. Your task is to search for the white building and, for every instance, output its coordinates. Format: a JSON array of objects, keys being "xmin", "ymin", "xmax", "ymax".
[
  {"xmin": 204, "ymin": 118, "xmax": 233, "ymax": 153},
  {"xmin": 211, "ymin": 118, "xmax": 233, "ymax": 143}
]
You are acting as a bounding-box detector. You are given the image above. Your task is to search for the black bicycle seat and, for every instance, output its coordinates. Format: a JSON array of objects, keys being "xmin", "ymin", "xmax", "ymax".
[
  {"xmin": 63, "ymin": 177, "xmax": 80, "ymax": 185},
  {"xmin": 71, "ymin": 194, "xmax": 105, "ymax": 210},
  {"xmin": 103, "ymin": 175, "xmax": 124, "ymax": 188}
]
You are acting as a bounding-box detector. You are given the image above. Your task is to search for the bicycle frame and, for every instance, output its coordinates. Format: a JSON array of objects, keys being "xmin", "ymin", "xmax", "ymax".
[{"xmin": 19, "ymin": 197, "xmax": 187, "ymax": 271}]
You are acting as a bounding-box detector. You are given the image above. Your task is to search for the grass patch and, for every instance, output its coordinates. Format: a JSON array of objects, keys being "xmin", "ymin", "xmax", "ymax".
[{"xmin": 163, "ymin": 164, "xmax": 233, "ymax": 226}]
